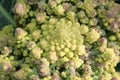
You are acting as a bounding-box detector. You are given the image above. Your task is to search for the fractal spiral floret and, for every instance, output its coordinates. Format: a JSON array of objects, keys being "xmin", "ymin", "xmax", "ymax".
[{"xmin": 0, "ymin": 0, "xmax": 120, "ymax": 80}]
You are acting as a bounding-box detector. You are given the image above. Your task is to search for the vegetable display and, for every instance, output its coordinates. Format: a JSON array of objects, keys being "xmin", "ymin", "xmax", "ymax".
[{"xmin": 0, "ymin": 0, "xmax": 120, "ymax": 80}]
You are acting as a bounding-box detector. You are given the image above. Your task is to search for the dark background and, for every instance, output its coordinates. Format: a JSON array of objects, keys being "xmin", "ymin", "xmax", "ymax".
[{"xmin": 0, "ymin": 0, "xmax": 15, "ymax": 29}]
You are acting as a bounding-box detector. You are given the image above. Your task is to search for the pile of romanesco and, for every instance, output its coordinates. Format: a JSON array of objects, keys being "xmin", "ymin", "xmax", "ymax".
[{"xmin": 0, "ymin": 0, "xmax": 120, "ymax": 80}]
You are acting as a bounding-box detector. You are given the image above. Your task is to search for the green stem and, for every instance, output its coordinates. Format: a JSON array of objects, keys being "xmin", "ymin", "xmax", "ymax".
[
  {"xmin": 9, "ymin": 0, "xmax": 16, "ymax": 14},
  {"xmin": 0, "ymin": 4, "xmax": 16, "ymax": 26}
]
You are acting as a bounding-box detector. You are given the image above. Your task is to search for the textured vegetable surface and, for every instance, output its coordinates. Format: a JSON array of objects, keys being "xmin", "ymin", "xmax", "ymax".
[{"xmin": 0, "ymin": 0, "xmax": 120, "ymax": 80}]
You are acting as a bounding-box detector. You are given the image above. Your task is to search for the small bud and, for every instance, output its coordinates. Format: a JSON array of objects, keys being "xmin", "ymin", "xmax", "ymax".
[
  {"xmin": 13, "ymin": 3, "xmax": 27, "ymax": 16},
  {"xmin": 98, "ymin": 37, "xmax": 107, "ymax": 45},
  {"xmin": 1, "ymin": 47, "xmax": 12, "ymax": 55},
  {"xmin": 86, "ymin": 29, "xmax": 100, "ymax": 43},
  {"xmin": 52, "ymin": 71, "xmax": 60, "ymax": 80},
  {"xmin": 27, "ymin": 41, "xmax": 36, "ymax": 50},
  {"xmin": 29, "ymin": 75, "xmax": 40, "ymax": 80},
  {"xmin": 2, "ymin": 62, "xmax": 11, "ymax": 72},
  {"xmin": 48, "ymin": 0, "xmax": 57, "ymax": 8},
  {"xmin": 111, "ymin": 77, "xmax": 118, "ymax": 80},
  {"xmin": 38, "ymin": 58, "xmax": 50, "ymax": 77},
  {"xmin": 31, "ymin": 47, "xmax": 42, "ymax": 59},
  {"xmin": 62, "ymin": 3, "xmax": 71, "ymax": 12},
  {"xmin": 15, "ymin": 28, "xmax": 27, "ymax": 40},
  {"xmin": 108, "ymin": 22, "xmax": 120, "ymax": 32},
  {"xmin": 36, "ymin": 13, "xmax": 46, "ymax": 24},
  {"xmin": 39, "ymin": 66, "xmax": 50, "ymax": 77},
  {"xmin": 54, "ymin": 5, "xmax": 65, "ymax": 16}
]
